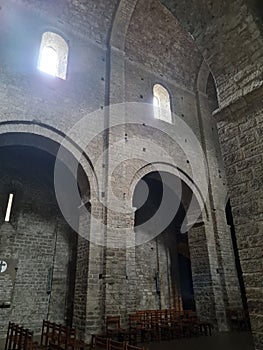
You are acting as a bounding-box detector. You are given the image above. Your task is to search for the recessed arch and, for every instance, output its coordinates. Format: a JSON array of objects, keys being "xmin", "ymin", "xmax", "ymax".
[
  {"xmin": 110, "ymin": 0, "xmax": 139, "ymax": 50},
  {"xmin": 129, "ymin": 162, "xmax": 209, "ymax": 223},
  {"xmin": 0, "ymin": 121, "xmax": 99, "ymax": 202},
  {"xmin": 132, "ymin": 170, "xmax": 197, "ymax": 310}
]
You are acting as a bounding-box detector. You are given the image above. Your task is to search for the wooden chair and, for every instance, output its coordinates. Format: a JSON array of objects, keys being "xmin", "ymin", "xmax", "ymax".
[
  {"xmin": 41, "ymin": 320, "xmax": 56, "ymax": 348},
  {"xmin": 126, "ymin": 315, "xmax": 139, "ymax": 344},
  {"xmin": 199, "ymin": 322, "xmax": 213, "ymax": 336},
  {"xmin": 5, "ymin": 322, "xmax": 16, "ymax": 350},
  {"xmin": 49, "ymin": 342, "xmax": 63, "ymax": 350},
  {"xmin": 106, "ymin": 316, "xmax": 126, "ymax": 341},
  {"xmin": 108, "ymin": 340, "xmax": 125, "ymax": 350},
  {"xmin": 125, "ymin": 344, "xmax": 146, "ymax": 350},
  {"xmin": 5, "ymin": 323, "xmax": 23, "ymax": 350},
  {"xmin": 92, "ymin": 335, "xmax": 109, "ymax": 349}
]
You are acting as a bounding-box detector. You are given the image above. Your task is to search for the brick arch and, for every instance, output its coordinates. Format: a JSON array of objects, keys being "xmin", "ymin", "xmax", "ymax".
[
  {"xmin": 160, "ymin": 0, "xmax": 263, "ymax": 106},
  {"xmin": 196, "ymin": 60, "xmax": 211, "ymax": 95},
  {"xmin": 0, "ymin": 121, "xmax": 99, "ymax": 201},
  {"xmin": 130, "ymin": 162, "xmax": 209, "ymax": 223},
  {"xmin": 110, "ymin": 0, "xmax": 139, "ymax": 50}
]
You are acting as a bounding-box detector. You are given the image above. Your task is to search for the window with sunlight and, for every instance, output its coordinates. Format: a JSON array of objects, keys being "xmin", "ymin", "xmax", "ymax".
[
  {"xmin": 38, "ymin": 47, "xmax": 58, "ymax": 77},
  {"xmin": 38, "ymin": 32, "xmax": 68, "ymax": 80},
  {"xmin": 153, "ymin": 84, "xmax": 172, "ymax": 123}
]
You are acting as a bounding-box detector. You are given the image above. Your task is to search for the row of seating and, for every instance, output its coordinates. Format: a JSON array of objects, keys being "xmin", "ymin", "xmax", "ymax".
[
  {"xmin": 5, "ymin": 322, "xmax": 38, "ymax": 350},
  {"xmin": 5, "ymin": 321, "xmax": 89, "ymax": 350},
  {"xmin": 40, "ymin": 320, "xmax": 88, "ymax": 350},
  {"xmin": 226, "ymin": 309, "xmax": 250, "ymax": 332},
  {"xmin": 92, "ymin": 336, "xmax": 145, "ymax": 350},
  {"xmin": 4, "ymin": 321, "xmax": 146, "ymax": 350},
  {"xmin": 105, "ymin": 309, "xmax": 213, "ymax": 343}
]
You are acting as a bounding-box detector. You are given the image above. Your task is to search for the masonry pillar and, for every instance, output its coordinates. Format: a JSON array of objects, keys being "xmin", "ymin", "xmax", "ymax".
[{"xmin": 215, "ymin": 86, "xmax": 263, "ymax": 350}]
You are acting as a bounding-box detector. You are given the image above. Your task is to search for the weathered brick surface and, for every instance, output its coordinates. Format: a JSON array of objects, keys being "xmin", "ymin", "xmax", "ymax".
[
  {"xmin": 0, "ymin": 0, "xmax": 261, "ymax": 348},
  {"xmin": 0, "ymin": 147, "xmax": 77, "ymax": 337},
  {"xmin": 216, "ymin": 102, "xmax": 263, "ymax": 349}
]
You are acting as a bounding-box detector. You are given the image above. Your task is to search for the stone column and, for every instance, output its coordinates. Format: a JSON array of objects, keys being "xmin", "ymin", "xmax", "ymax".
[
  {"xmin": 189, "ymin": 221, "xmax": 228, "ymax": 330},
  {"xmin": 197, "ymin": 85, "xmax": 243, "ymax": 315},
  {"xmin": 215, "ymin": 86, "xmax": 263, "ymax": 350},
  {"xmin": 73, "ymin": 199, "xmax": 105, "ymax": 341}
]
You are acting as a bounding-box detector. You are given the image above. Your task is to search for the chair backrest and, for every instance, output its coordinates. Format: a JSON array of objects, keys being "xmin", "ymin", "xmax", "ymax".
[
  {"xmin": 128, "ymin": 315, "xmax": 138, "ymax": 329},
  {"xmin": 5, "ymin": 323, "xmax": 35, "ymax": 350},
  {"xmin": 106, "ymin": 316, "xmax": 121, "ymax": 331},
  {"xmin": 41, "ymin": 320, "xmax": 56, "ymax": 347},
  {"xmin": 23, "ymin": 329, "xmax": 35, "ymax": 350},
  {"xmin": 109, "ymin": 339, "xmax": 125, "ymax": 350},
  {"xmin": 5, "ymin": 321, "xmax": 14, "ymax": 350},
  {"xmin": 126, "ymin": 344, "xmax": 145, "ymax": 350},
  {"xmin": 93, "ymin": 335, "xmax": 109, "ymax": 349}
]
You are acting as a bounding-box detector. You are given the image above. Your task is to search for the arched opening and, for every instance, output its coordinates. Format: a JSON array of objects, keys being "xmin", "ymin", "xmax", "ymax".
[
  {"xmin": 206, "ymin": 73, "xmax": 219, "ymax": 112},
  {"xmin": 0, "ymin": 133, "xmax": 91, "ymax": 335},
  {"xmin": 225, "ymin": 199, "xmax": 251, "ymax": 330},
  {"xmin": 133, "ymin": 171, "xmax": 195, "ymax": 311},
  {"xmin": 153, "ymin": 84, "xmax": 172, "ymax": 123},
  {"xmin": 38, "ymin": 32, "xmax": 69, "ymax": 80}
]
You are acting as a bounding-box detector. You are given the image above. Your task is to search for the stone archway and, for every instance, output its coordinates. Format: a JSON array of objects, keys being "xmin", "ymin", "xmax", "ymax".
[
  {"xmin": 131, "ymin": 169, "xmax": 220, "ymax": 326},
  {"xmin": 0, "ymin": 131, "xmax": 95, "ymax": 338}
]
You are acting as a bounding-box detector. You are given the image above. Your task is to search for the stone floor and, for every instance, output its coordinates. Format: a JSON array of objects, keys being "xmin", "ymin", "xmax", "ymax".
[
  {"xmin": 0, "ymin": 332, "xmax": 255, "ymax": 350},
  {"xmin": 143, "ymin": 332, "xmax": 254, "ymax": 350}
]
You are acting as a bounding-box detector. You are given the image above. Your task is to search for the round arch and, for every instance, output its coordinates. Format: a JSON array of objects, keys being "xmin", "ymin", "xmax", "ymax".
[
  {"xmin": 110, "ymin": 0, "xmax": 139, "ymax": 50},
  {"xmin": 0, "ymin": 121, "xmax": 99, "ymax": 201},
  {"xmin": 129, "ymin": 162, "xmax": 209, "ymax": 223}
]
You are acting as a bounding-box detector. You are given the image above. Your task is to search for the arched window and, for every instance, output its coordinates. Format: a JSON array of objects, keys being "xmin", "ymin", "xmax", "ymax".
[
  {"xmin": 38, "ymin": 32, "xmax": 68, "ymax": 80},
  {"xmin": 206, "ymin": 73, "xmax": 219, "ymax": 112},
  {"xmin": 153, "ymin": 84, "xmax": 172, "ymax": 123}
]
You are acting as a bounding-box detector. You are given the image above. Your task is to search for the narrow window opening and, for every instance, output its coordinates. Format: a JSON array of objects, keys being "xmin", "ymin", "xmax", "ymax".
[
  {"xmin": 5, "ymin": 193, "xmax": 14, "ymax": 222},
  {"xmin": 153, "ymin": 84, "xmax": 172, "ymax": 123},
  {"xmin": 38, "ymin": 47, "xmax": 58, "ymax": 77},
  {"xmin": 37, "ymin": 32, "xmax": 68, "ymax": 80}
]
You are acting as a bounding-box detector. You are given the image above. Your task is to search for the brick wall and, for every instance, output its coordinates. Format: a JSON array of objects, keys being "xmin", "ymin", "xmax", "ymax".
[{"xmin": 216, "ymin": 90, "xmax": 263, "ymax": 349}]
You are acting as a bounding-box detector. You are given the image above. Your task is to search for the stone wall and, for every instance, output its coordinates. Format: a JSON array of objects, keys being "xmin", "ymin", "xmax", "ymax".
[
  {"xmin": 216, "ymin": 88, "xmax": 263, "ymax": 349},
  {"xmin": 0, "ymin": 0, "xmax": 256, "ymax": 345},
  {"xmin": 0, "ymin": 146, "xmax": 77, "ymax": 337}
]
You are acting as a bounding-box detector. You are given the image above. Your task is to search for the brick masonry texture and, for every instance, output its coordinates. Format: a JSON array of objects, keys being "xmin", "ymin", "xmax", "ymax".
[{"xmin": 0, "ymin": 0, "xmax": 262, "ymax": 349}]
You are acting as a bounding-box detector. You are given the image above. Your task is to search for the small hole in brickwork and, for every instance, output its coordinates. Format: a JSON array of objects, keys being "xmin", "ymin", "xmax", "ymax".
[
  {"xmin": 141, "ymin": 77, "xmax": 144, "ymax": 81},
  {"xmin": 142, "ymin": 123, "xmax": 146, "ymax": 126},
  {"xmin": 99, "ymin": 274, "xmax": 102, "ymax": 279},
  {"xmin": 181, "ymin": 114, "xmax": 184, "ymax": 118},
  {"xmin": 143, "ymin": 148, "xmax": 146, "ymax": 152},
  {"xmin": 140, "ymin": 95, "xmax": 143, "ymax": 99},
  {"xmin": 101, "ymin": 106, "xmax": 104, "ymax": 109},
  {"xmin": 186, "ymin": 160, "xmax": 190, "ymax": 164},
  {"xmin": 5, "ymin": 193, "xmax": 14, "ymax": 222},
  {"xmin": 101, "ymin": 77, "xmax": 105, "ymax": 81},
  {"xmin": 101, "ymin": 192, "xmax": 105, "ymax": 198}
]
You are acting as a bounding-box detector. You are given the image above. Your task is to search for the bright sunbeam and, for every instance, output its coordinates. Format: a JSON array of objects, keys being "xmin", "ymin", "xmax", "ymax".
[
  {"xmin": 38, "ymin": 46, "xmax": 58, "ymax": 76},
  {"xmin": 153, "ymin": 96, "xmax": 160, "ymax": 107}
]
